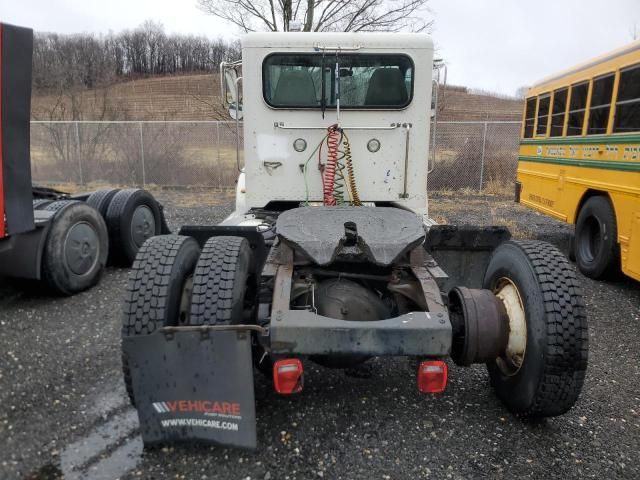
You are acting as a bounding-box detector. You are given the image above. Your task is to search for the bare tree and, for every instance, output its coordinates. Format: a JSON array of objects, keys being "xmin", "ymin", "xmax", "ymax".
[
  {"xmin": 33, "ymin": 23, "xmax": 238, "ymax": 86},
  {"xmin": 197, "ymin": 0, "xmax": 432, "ymax": 33},
  {"xmin": 514, "ymin": 86, "xmax": 529, "ymax": 100}
]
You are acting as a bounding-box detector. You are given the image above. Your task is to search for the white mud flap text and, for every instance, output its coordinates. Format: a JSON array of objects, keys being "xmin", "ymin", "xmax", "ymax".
[{"xmin": 123, "ymin": 328, "xmax": 257, "ymax": 449}]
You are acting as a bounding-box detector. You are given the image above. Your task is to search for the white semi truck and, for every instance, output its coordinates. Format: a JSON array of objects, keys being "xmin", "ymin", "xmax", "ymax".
[{"xmin": 122, "ymin": 33, "xmax": 588, "ymax": 449}]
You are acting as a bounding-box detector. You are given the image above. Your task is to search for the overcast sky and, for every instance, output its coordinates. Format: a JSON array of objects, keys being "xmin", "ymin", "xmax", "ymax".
[{"xmin": 2, "ymin": 0, "xmax": 639, "ymax": 95}]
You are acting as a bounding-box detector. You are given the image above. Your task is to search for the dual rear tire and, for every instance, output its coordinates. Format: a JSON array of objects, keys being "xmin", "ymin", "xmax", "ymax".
[
  {"xmin": 88, "ymin": 188, "xmax": 162, "ymax": 265},
  {"xmin": 33, "ymin": 188, "xmax": 162, "ymax": 295},
  {"xmin": 41, "ymin": 201, "xmax": 108, "ymax": 295},
  {"xmin": 105, "ymin": 189, "xmax": 162, "ymax": 265},
  {"xmin": 121, "ymin": 235, "xmax": 251, "ymax": 405}
]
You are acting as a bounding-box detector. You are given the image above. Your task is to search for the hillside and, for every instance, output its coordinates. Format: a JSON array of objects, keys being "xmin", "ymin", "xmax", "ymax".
[
  {"xmin": 31, "ymin": 75, "xmax": 523, "ymax": 122},
  {"xmin": 438, "ymin": 85, "xmax": 523, "ymax": 122},
  {"xmin": 32, "ymin": 74, "xmax": 226, "ymax": 121}
]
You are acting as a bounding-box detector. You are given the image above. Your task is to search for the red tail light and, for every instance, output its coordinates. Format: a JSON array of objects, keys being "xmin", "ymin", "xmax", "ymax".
[
  {"xmin": 273, "ymin": 359, "xmax": 304, "ymax": 395},
  {"xmin": 417, "ymin": 360, "xmax": 448, "ymax": 393}
]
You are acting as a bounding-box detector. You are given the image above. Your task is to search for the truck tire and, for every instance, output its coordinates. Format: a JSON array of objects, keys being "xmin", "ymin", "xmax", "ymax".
[
  {"xmin": 41, "ymin": 201, "xmax": 108, "ymax": 295},
  {"xmin": 575, "ymin": 196, "xmax": 619, "ymax": 279},
  {"xmin": 106, "ymin": 189, "xmax": 161, "ymax": 265},
  {"xmin": 189, "ymin": 236, "xmax": 252, "ymax": 326},
  {"xmin": 33, "ymin": 199, "xmax": 53, "ymax": 210},
  {"xmin": 121, "ymin": 235, "xmax": 201, "ymax": 405},
  {"xmin": 483, "ymin": 240, "xmax": 588, "ymax": 417},
  {"xmin": 86, "ymin": 188, "xmax": 120, "ymax": 217},
  {"xmin": 44, "ymin": 199, "xmax": 80, "ymax": 212}
]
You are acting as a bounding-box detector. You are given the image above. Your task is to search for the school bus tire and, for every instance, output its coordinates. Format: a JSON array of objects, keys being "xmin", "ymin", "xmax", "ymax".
[{"xmin": 574, "ymin": 196, "xmax": 619, "ymax": 279}]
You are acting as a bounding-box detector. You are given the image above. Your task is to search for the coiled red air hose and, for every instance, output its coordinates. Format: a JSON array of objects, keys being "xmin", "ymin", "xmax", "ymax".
[{"xmin": 323, "ymin": 125, "xmax": 339, "ymax": 206}]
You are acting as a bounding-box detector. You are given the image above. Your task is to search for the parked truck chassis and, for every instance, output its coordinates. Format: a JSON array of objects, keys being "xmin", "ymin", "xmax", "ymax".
[
  {"xmin": 122, "ymin": 32, "xmax": 588, "ymax": 449},
  {"xmin": 123, "ymin": 208, "xmax": 588, "ymax": 449}
]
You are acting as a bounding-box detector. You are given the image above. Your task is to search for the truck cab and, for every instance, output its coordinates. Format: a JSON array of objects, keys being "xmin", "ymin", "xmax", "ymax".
[{"xmin": 221, "ymin": 32, "xmax": 433, "ymax": 224}]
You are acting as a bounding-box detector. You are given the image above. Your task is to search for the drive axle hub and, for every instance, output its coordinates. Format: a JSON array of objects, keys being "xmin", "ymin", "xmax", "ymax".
[{"xmin": 448, "ymin": 286, "xmax": 509, "ymax": 366}]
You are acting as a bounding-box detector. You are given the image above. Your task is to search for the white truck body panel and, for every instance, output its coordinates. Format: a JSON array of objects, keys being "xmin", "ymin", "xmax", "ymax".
[{"xmin": 227, "ymin": 32, "xmax": 434, "ymax": 223}]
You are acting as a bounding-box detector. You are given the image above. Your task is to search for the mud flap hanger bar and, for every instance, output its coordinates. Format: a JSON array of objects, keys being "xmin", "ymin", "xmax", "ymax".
[{"xmin": 160, "ymin": 324, "xmax": 268, "ymax": 335}]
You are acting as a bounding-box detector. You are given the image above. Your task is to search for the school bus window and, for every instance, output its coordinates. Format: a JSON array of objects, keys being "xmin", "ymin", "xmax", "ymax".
[
  {"xmin": 550, "ymin": 88, "xmax": 568, "ymax": 137},
  {"xmin": 523, "ymin": 97, "xmax": 536, "ymax": 138},
  {"xmin": 587, "ymin": 74, "xmax": 614, "ymax": 135},
  {"xmin": 536, "ymin": 95, "xmax": 550, "ymax": 136},
  {"xmin": 567, "ymin": 82, "xmax": 588, "ymax": 136},
  {"xmin": 613, "ymin": 64, "xmax": 640, "ymax": 133}
]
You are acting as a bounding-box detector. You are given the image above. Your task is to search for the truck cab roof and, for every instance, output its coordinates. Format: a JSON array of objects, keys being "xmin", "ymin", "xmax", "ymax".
[{"xmin": 241, "ymin": 32, "xmax": 433, "ymax": 50}]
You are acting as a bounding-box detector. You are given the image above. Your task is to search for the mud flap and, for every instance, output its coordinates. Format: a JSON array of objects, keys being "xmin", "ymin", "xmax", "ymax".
[{"xmin": 123, "ymin": 328, "xmax": 257, "ymax": 449}]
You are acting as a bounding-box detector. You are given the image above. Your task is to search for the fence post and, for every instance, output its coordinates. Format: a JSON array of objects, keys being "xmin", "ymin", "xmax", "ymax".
[
  {"xmin": 216, "ymin": 122, "xmax": 221, "ymax": 164},
  {"xmin": 479, "ymin": 121, "xmax": 488, "ymax": 191},
  {"xmin": 139, "ymin": 122, "xmax": 146, "ymax": 188},
  {"xmin": 75, "ymin": 121, "xmax": 84, "ymax": 185}
]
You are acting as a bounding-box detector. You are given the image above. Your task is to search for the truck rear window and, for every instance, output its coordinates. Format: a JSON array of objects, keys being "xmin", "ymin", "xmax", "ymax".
[{"xmin": 262, "ymin": 53, "xmax": 414, "ymax": 109}]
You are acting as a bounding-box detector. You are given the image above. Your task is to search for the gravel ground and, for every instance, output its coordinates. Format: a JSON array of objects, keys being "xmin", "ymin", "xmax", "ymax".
[{"xmin": 1, "ymin": 191, "xmax": 639, "ymax": 480}]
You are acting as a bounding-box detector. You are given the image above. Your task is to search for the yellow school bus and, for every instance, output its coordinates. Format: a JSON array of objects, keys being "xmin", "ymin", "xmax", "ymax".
[{"xmin": 516, "ymin": 40, "xmax": 640, "ymax": 281}]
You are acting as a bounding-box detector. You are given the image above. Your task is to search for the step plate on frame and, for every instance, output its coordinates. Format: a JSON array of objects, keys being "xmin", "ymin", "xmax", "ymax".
[
  {"xmin": 276, "ymin": 206, "xmax": 425, "ymax": 266},
  {"xmin": 123, "ymin": 329, "xmax": 256, "ymax": 449}
]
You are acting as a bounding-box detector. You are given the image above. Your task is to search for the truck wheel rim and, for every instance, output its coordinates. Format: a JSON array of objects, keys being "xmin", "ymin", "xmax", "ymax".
[
  {"xmin": 65, "ymin": 221, "xmax": 100, "ymax": 276},
  {"xmin": 494, "ymin": 277, "xmax": 527, "ymax": 376},
  {"xmin": 131, "ymin": 205, "xmax": 156, "ymax": 247}
]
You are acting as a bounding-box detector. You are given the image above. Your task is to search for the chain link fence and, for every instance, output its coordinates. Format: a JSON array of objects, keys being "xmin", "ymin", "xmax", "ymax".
[
  {"xmin": 428, "ymin": 121, "xmax": 521, "ymax": 192},
  {"xmin": 30, "ymin": 120, "xmax": 520, "ymax": 192}
]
